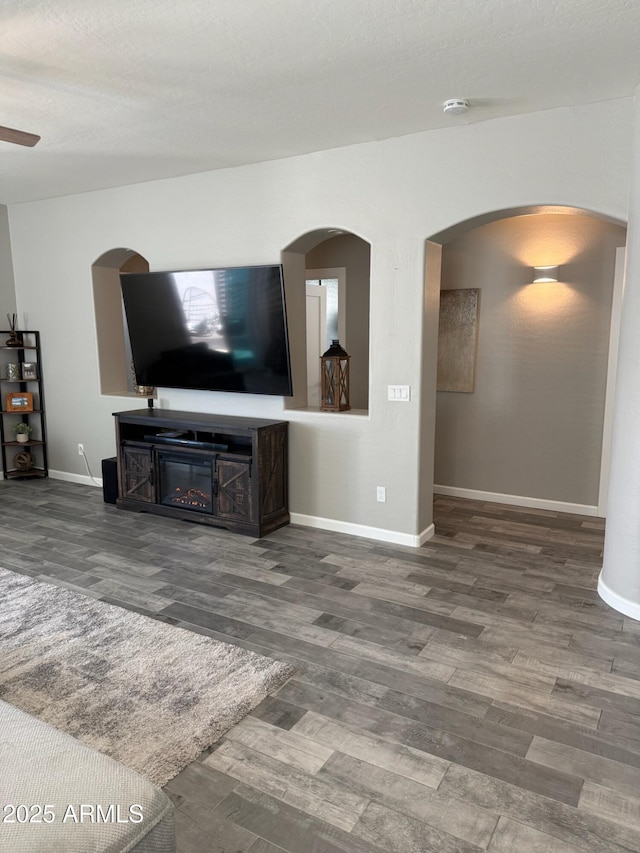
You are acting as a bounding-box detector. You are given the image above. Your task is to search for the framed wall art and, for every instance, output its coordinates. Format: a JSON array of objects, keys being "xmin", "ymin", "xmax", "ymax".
[
  {"xmin": 6, "ymin": 392, "xmax": 34, "ymax": 412},
  {"xmin": 22, "ymin": 363, "xmax": 37, "ymax": 380},
  {"xmin": 437, "ymin": 288, "xmax": 480, "ymax": 393}
]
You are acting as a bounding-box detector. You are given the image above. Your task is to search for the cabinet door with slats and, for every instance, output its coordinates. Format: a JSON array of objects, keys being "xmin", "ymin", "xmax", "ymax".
[
  {"xmin": 121, "ymin": 444, "xmax": 154, "ymax": 502},
  {"xmin": 215, "ymin": 458, "xmax": 252, "ymax": 522}
]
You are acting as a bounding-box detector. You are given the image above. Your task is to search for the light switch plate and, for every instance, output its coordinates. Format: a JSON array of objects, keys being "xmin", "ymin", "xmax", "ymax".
[{"xmin": 388, "ymin": 385, "xmax": 411, "ymax": 401}]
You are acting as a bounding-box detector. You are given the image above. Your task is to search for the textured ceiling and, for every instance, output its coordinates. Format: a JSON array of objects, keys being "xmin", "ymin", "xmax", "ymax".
[{"xmin": 0, "ymin": 0, "xmax": 638, "ymax": 204}]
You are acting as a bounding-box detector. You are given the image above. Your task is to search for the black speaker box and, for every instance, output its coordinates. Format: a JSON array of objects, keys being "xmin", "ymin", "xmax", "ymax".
[{"xmin": 101, "ymin": 457, "xmax": 118, "ymax": 504}]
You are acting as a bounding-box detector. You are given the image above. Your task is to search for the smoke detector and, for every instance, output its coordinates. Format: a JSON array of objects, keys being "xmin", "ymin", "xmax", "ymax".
[{"xmin": 443, "ymin": 98, "xmax": 470, "ymax": 115}]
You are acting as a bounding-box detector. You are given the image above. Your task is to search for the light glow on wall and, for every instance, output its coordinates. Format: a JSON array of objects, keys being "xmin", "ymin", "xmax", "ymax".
[{"xmin": 511, "ymin": 280, "xmax": 583, "ymax": 326}]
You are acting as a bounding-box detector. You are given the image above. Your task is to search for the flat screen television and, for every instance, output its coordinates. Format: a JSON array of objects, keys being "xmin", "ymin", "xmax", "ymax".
[{"xmin": 120, "ymin": 264, "xmax": 293, "ymax": 396}]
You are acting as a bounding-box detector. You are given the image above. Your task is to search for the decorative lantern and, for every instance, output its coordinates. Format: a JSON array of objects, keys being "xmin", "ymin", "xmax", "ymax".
[{"xmin": 320, "ymin": 339, "xmax": 350, "ymax": 411}]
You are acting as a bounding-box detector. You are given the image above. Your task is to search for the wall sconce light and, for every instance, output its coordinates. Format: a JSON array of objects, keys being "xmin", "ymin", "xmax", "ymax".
[{"xmin": 532, "ymin": 265, "xmax": 559, "ymax": 283}]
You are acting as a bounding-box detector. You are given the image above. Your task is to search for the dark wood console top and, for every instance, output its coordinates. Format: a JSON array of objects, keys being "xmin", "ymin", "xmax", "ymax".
[{"xmin": 113, "ymin": 408, "xmax": 288, "ymax": 430}]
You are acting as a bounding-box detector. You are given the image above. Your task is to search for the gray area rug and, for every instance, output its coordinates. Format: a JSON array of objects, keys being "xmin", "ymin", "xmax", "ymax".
[{"xmin": 0, "ymin": 566, "xmax": 294, "ymax": 787}]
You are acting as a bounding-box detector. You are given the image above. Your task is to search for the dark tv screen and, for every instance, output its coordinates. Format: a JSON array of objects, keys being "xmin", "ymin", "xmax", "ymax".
[{"xmin": 120, "ymin": 264, "xmax": 293, "ymax": 395}]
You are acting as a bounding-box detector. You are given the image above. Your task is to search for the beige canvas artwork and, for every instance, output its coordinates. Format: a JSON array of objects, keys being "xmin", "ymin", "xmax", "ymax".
[{"xmin": 437, "ymin": 288, "xmax": 479, "ymax": 392}]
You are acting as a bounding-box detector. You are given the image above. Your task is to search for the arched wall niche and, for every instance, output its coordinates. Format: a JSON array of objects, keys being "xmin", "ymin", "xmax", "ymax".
[
  {"xmin": 92, "ymin": 248, "xmax": 149, "ymax": 396},
  {"xmin": 420, "ymin": 204, "xmax": 627, "ymax": 531},
  {"xmin": 282, "ymin": 228, "xmax": 371, "ymax": 411}
]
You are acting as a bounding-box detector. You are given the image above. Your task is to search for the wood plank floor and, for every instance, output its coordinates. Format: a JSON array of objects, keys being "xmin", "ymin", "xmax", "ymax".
[{"xmin": 3, "ymin": 479, "xmax": 640, "ymax": 852}]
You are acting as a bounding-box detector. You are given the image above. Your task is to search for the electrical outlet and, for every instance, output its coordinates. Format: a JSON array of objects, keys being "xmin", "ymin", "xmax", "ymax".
[
  {"xmin": 77, "ymin": 443, "xmax": 84, "ymax": 455},
  {"xmin": 376, "ymin": 486, "xmax": 386, "ymax": 502}
]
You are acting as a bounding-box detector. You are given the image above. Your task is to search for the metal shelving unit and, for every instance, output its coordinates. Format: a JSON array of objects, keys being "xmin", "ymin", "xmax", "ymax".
[{"xmin": 0, "ymin": 330, "xmax": 48, "ymax": 479}]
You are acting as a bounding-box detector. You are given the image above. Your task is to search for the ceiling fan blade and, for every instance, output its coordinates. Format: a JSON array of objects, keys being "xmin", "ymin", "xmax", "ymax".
[{"xmin": 0, "ymin": 125, "xmax": 40, "ymax": 147}]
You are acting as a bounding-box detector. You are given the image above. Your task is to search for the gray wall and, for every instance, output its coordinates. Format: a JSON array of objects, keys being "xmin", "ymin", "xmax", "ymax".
[
  {"xmin": 434, "ymin": 212, "xmax": 626, "ymax": 506},
  {"xmin": 0, "ymin": 205, "xmax": 17, "ymax": 320},
  {"xmin": 5, "ymin": 99, "xmax": 632, "ymax": 539},
  {"xmin": 305, "ymin": 235, "xmax": 370, "ymax": 410}
]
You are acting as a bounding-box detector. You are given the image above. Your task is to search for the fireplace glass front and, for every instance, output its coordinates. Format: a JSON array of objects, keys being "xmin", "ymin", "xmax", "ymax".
[{"xmin": 158, "ymin": 452, "xmax": 213, "ymax": 514}]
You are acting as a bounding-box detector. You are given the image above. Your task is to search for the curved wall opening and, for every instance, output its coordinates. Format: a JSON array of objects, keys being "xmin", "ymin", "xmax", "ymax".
[
  {"xmin": 92, "ymin": 248, "xmax": 149, "ymax": 396},
  {"xmin": 282, "ymin": 228, "xmax": 370, "ymax": 411},
  {"xmin": 424, "ymin": 206, "xmax": 626, "ymax": 521}
]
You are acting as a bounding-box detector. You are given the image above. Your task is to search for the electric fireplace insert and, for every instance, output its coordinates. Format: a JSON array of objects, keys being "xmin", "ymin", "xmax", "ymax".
[{"xmin": 157, "ymin": 451, "xmax": 213, "ymax": 514}]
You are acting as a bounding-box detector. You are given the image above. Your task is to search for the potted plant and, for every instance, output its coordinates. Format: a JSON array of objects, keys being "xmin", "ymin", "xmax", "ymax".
[{"xmin": 14, "ymin": 423, "xmax": 32, "ymax": 443}]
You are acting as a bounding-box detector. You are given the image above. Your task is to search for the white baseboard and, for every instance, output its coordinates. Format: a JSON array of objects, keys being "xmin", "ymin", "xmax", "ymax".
[
  {"xmin": 45, "ymin": 474, "xmax": 433, "ymax": 548},
  {"xmin": 597, "ymin": 573, "xmax": 640, "ymax": 621},
  {"xmin": 49, "ymin": 470, "xmax": 102, "ymax": 488},
  {"xmin": 290, "ymin": 512, "xmax": 434, "ymax": 548},
  {"xmin": 433, "ymin": 484, "xmax": 600, "ymax": 517},
  {"xmin": 416, "ymin": 524, "xmax": 436, "ymax": 546}
]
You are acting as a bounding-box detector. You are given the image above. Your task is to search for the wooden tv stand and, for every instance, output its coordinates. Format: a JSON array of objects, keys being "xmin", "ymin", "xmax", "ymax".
[{"xmin": 113, "ymin": 409, "xmax": 289, "ymax": 537}]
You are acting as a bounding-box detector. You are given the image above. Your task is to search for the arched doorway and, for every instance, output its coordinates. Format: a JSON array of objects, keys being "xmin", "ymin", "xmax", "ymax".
[{"xmin": 426, "ymin": 207, "xmax": 626, "ymax": 520}]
